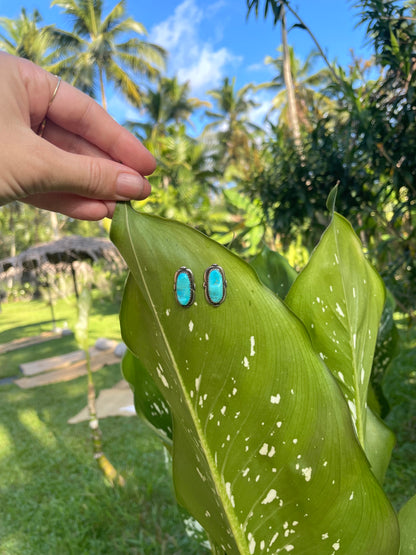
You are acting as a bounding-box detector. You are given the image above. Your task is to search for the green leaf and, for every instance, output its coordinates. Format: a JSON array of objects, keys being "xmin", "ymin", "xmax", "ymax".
[
  {"xmin": 399, "ymin": 494, "xmax": 416, "ymax": 554},
  {"xmin": 364, "ymin": 406, "xmax": 395, "ymax": 484},
  {"xmin": 326, "ymin": 184, "xmax": 339, "ymax": 215},
  {"xmin": 250, "ymin": 245, "xmax": 297, "ymax": 298},
  {"xmin": 121, "ymin": 345, "xmax": 172, "ymax": 450},
  {"xmin": 372, "ymin": 289, "xmax": 400, "ymax": 418},
  {"xmin": 285, "ymin": 213, "xmax": 393, "ymax": 482},
  {"xmin": 111, "ymin": 203, "xmax": 399, "ymax": 555}
]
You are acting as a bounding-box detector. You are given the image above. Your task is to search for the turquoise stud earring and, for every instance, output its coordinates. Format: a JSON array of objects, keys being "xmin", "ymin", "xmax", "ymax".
[
  {"xmin": 203, "ymin": 264, "xmax": 227, "ymax": 306},
  {"xmin": 174, "ymin": 267, "xmax": 195, "ymax": 307}
]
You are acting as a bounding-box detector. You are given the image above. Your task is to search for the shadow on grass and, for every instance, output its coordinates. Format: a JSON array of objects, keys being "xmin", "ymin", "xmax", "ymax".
[
  {"xmin": 0, "ymin": 319, "xmax": 65, "ymax": 343},
  {"xmin": 0, "ymin": 364, "xmax": 205, "ymax": 554},
  {"xmin": 0, "ymin": 335, "xmax": 79, "ymax": 380}
]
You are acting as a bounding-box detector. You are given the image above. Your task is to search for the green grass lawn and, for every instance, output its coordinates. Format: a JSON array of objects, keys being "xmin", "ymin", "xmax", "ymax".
[
  {"xmin": 0, "ymin": 294, "xmax": 122, "ymax": 379},
  {"xmin": 0, "ymin": 296, "xmax": 204, "ymax": 554}
]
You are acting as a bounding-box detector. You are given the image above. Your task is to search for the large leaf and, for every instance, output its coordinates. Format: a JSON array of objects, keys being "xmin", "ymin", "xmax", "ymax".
[
  {"xmin": 122, "ymin": 347, "xmax": 172, "ymax": 449},
  {"xmin": 250, "ymin": 245, "xmax": 297, "ymax": 299},
  {"xmin": 372, "ymin": 288, "xmax": 400, "ymax": 418},
  {"xmin": 111, "ymin": 202, "xmax": 399, "ymax": 554},
  {"xmin": 285, "ymin": 213, "xmax": 395, "ymax": 483},
  {"xmin": 399, "ymin": 494, "xmax": 416, "ymax": 554}
]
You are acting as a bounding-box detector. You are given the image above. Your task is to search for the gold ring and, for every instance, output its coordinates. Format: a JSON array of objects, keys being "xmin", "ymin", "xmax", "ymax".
[{"xmin": 37, "ymin": 76, "xmax": 62, "ymax": 137}]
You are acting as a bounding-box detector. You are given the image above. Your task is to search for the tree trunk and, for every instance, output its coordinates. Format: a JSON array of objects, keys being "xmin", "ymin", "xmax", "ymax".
[
  {"xmin": 50, "ymin": 212, "xmax": 60, "ymax": 240},
  {"xmin": 99, "ymin": 67, "xmax": 107, "ymax": 112},
  {"xmin": 281, "ymin": 5, "xmax": 302, "ymax": 155}
]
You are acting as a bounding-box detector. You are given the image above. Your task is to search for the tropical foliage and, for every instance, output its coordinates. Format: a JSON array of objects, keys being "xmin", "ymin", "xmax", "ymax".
[
  {"xmin": 1, "ymin": 0, "xmax": 416, "ymax": 551},
  {"xmin": 50, "ymin": 0, "xmax": 166, "ymax": 108}
]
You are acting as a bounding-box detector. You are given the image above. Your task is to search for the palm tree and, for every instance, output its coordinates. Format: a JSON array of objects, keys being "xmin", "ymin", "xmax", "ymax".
[
  {"xmin": 128, "ymin": 76, "xmax": 209, "ymax": 143},
  {"xmin": 51, "ymin": 0, "xmax": 166, "ymax": 110},
  {"xmin": 204, "ymin": 77, "xmax": 261, "ymax": 179},
  {"xmin": 259, "ymin": 46, "xmax": 333, "ymax": 129},
  {"xmin": 0, "ymin": 8, "xmax": 64, "ymax": 71}
]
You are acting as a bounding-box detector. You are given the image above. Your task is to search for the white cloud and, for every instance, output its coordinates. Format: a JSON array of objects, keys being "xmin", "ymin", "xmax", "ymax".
[
  {"xmin": 149, "ymin": 0, "xmax": 240, "ymax": 95},
  {"xmin": 177, "ymin": 46, "xmax": 236, "ymax": 93},
  {"xmin": 150, "ymin": 0, "xmax": 202, "ymax": 52}
]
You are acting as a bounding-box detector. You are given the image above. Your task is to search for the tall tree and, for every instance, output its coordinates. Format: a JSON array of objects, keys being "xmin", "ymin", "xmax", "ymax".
[
  {"xmin": 128, "ymin": 76, "xmax": 209, "ymax": 143},
  {"xmin": 51, "ymin": 0, "xmax": 166, "ymax": 109},
  {"xmin": 0, "ymin": 8, "xmax": 63, "ymax": 70},
  {"xmin": 259, "ymin": 46, "xmax": 332, "ymax": 129},
  {"xmin": 247, "ymin": 0, "xmax": 340, "ymax": 154},
  {"xmin": 204, "ymin": 77, "xmax": 260, "ymax": 180}
]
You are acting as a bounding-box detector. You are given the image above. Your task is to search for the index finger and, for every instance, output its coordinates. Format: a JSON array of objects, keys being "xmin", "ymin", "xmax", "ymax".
[{"xmin": 46, "ymin": 76, "xmax": 156, "ymax": 176}]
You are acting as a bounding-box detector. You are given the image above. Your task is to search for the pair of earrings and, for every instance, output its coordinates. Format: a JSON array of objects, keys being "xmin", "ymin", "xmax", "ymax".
[{"xmin": 174, "ymin": 264, "xmax": 227, "ymax": 307}]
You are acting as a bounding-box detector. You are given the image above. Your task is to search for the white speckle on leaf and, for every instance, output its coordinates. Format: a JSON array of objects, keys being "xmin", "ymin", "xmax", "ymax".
[
  {"xmin": 276, "ymin": 421, "xmax": 282, "ymax": 428},
  {"xmin": 332, "ymin": 541, "xmax": 340, "ymax": 551},
  {"xmin": 270, "ymin": 532, "xmax": 279, "ymax": 546},
  {"xmin": 259, "ymin": 443, "xmax": 269, "ymax": 455},
  {"xmin": 301, "ymin": 467, "xmax": 312, "ymax": 481},
  {"xmin": 188, "ymin": 320, "xmax": 194, "ymax": 332},
  {"xmin": 165, "ymin": 309, "xmax": 170, "ymax": 316},
  {"xmin": 284, "ymin": 545, "xmax": 294, "ymax": 552},
  {"xmin": 225, "ymin": 482, "xmax": 235, "ymax": 507},
  {"xmin": 322, "ymin": 533, "xmax": 329, "ymax": 540},
  {"xmin": 335, "ymin": 303, "xmax": 345, "ymax": 317},
  {"xmin": 248, "ymin": 533, "xmax": 256, "ymax": 554},
  {"xmin": 250, "ymin": 336, "xmax": 256, "ymax": 356},
  {"xmin": 338, "ymin": 371, "xmax": 345, "ymax": 382},
  {"xmin": 348, "ymin": 400, "xmax": 357, "ymax": 423},
  {"xmin": 195, "ymin": 375, "xmax": 201, "ymax": 392},
  {"xmin": 361, "ymin": 367, "xmax": 365, "ymax": 384},
  {"xmin": 156, "ymin": 365, "xmax": 169, "ymax": 389},
  {"xmin": 268, "ymin": 446, "xmax": 276, "ymax": 457},
  {"xmin": 220, "ymin": 405, "xmax": 227, "ymax": 415},
  {"xmin": 261, "ymin": 488, "xmax": 277, "ymax": 504},
  {"xmin": 349, "ymin": 491, "xmax": 354, "ymax": 500},
  {"xmin": 232, "ymin": 387, "xmax": 238, "ymax": 396},
  {"xmin": 242, "ymin": 468, "xmax": 250, "ymax": 477},
  {"xmin": 271, "ymin": 394, "xmax": 281, "ymax": 404},
  {"xmin": 293, "ymin": 438, "xmax": 298, "ymax": 444},
  {"xmin": 243, "ymin": 356, "xmax": 250, "ymax": 369}
]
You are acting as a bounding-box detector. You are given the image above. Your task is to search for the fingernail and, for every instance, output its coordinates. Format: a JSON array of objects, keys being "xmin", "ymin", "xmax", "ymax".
[{"xmin": 116, "ymin": 173, "xmax": 144, "ymax": 199}]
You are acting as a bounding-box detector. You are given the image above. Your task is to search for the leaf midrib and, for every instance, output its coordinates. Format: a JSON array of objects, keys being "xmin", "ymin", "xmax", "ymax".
[
  {"xmin": 122, "ymin": 204, "xmax": 248, "ymax": 554},
  {"xmin": 333, "ymin": 221, "xmax": 366, "ymax": 447}
]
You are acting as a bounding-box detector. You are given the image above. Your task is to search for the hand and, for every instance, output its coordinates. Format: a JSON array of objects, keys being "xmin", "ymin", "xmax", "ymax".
[{"xmin": 0, "ymin": 52, "xmax": 156, "ymax": 220}]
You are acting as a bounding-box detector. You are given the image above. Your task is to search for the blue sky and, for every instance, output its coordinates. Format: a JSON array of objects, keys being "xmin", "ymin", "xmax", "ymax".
[{"xmin": 0, "ymin": 0, "xmax": 372, "ymax": 124}]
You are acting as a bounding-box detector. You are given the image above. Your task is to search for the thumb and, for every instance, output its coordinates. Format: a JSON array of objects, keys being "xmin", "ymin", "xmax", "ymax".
[{"xmin": 28, "ymin": 138, "xmax": 151, "ymax": 201}]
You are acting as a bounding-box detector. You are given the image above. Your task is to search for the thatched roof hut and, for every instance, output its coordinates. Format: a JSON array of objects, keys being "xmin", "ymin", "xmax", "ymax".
[
  {"xmin": 0, "ymin": 235, "xmax": 123, "ymax": 275},
  {"xmin": 0, "ymin": 235, "xmax": 125, "ymax": 302}
]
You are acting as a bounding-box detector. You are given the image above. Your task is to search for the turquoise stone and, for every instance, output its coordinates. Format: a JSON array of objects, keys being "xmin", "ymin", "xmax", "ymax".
[
  {"xmin": 174, "ymin": 268, "xmax": 194, "ymax": 307},
  {"xmin": 205, "ymin": 265, "xmax": 226, "ymax": 306}
]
